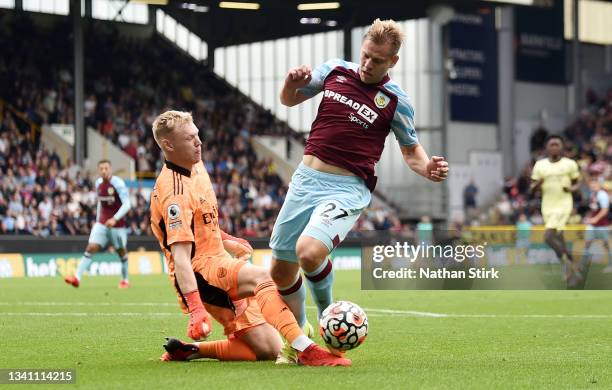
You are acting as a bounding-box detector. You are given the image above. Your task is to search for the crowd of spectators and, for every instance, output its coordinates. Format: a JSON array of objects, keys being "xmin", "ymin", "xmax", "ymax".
[
  {"xmin": 0, "ymin": 103, "xmax": 151, "ymax": 236},
  {"xmin": 0, "ymin": 14, "xmax": 402, "ymax": 237},
  {"xmin": 0, "ymin": 15, "xmax": 291, "ymax": 237}
]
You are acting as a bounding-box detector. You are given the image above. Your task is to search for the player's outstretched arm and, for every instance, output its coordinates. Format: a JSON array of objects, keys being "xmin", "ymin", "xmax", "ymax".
[
  {"xmin": 280, "ymin": 65, "xmax": 313, "ymax": 107},
  {"xmin": 400, "ymin": 144, "xmax": 449, "ymax": 182},
  {"xmin": 171, "ymin": 242, "xmax": 212, "ymax": 341}
]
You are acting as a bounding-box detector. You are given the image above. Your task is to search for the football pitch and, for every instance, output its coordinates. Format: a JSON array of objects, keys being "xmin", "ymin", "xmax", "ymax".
[{"xmin": 1, "ymin": 271, "xmax": 611, "ymax": 389}]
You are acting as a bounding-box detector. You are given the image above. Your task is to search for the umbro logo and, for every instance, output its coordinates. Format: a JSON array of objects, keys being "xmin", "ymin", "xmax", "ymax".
[{"xmin": 335, "ymin": 75, "xmax": 347, "ymax": 83}]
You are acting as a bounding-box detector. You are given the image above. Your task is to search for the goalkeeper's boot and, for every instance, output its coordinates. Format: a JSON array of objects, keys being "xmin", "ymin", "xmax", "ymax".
[
  {"xmin": 160, "ymin": 338, "xmax": 199, "ymax": 361},
  {"xmin": 275, "ymin": 321, "xmax": 314, "ymax": 364},
  {"xmin": 64, "ymin": 275, "xmax": 79, "ymax": 288},
  {"xmin": 297, "ymin": 344, "xmax": 352, "ymax": 367}
]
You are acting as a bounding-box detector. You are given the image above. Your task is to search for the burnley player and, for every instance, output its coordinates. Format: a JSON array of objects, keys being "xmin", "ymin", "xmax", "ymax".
[
  {"xmin": 270, "ymin": 18, "xmax": 449, "ymax": 362},
  {"xmin": 581, "ymin": 178, "xmax": 611, "ymax": 273},
  {"xmin": 65, "ymin": 160, "xmax": 132, "ymax": 288}
]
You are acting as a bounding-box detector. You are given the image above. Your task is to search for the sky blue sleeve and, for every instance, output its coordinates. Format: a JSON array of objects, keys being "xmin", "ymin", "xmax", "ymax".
[
  {"xmin": 110, "ymin": 176, "xmax": 132, "ymax": 221},
  {"xmin": 392, "ymin": 95, "xmax": 418, "ymax": 146},
  {"xmin": 383, "ymin": 82, "xmax": 418, "ymax": 146},
  {"xmin": 298, "ymin": 58, "xmax": 357, "ymax": 97},
  {"xmin": 95, "ymin": 178, "xmax": 102, "ymax": 223},
  {"xmin": 597, "ymin": 191, "xmax": 610, "ymax": 209}
]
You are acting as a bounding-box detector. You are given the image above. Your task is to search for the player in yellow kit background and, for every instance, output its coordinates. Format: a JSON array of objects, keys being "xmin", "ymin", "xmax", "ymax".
[{"xmin": 531, "ymin": 135, "xmax": 581, "ymax": 282}]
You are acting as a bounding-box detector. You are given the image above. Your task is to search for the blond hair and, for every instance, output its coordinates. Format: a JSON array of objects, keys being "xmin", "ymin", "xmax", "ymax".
[
  {"xmin": 363, "ymin": 18, "xmax": 404, "ymax": 56},
  {"xmin": 152, "ymin": 110, "xmax": 193, "ymax": 145}
]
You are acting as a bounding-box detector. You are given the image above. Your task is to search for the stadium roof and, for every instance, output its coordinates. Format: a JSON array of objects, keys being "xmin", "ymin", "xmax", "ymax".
[{"xmin": 158, "ymin": 0, "xmax": 532, "ymax": 47}]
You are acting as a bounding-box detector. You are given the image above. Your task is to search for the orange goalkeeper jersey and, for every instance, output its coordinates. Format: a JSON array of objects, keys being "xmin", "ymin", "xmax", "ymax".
[
  {"xmin": 150, "ymin": 160, "xmax": 226, "ymax": 264},
  {"xmin": 150, "ymin": 160, "xmax": 236, "ymax": 306}
]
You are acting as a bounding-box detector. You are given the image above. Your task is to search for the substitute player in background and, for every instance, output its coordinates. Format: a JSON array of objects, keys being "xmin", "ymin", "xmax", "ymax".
[
  {"xmin": 149, "ymin": 110, "xmax": 349, "ymax": 366},
  {"xmin": 65, "ymin": 160, "xmax": 132, "ymax": 288},
  {"xmin": 581, "ymin": 178, "xmax": 611, "ymax": 273},
  {"xmin": 270, "ymin": 18, "xmax": 449, "ymax": 363},
  {"xmin": 530, "ymin": 135, "xmax": 581, "ymax": 281}
]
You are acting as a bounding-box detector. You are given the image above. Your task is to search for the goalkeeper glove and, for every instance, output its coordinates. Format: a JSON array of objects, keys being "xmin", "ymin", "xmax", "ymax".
[{"xmin": 184, "ymin": 290, "xmax": 212, "ymax": 341}]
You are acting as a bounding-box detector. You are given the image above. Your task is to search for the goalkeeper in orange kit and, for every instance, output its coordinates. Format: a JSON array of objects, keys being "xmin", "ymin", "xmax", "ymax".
[
  {"xmin": 160, "ymin": 234, "xmax": 282, "ymax": 362},
  {"xmin": 150, "ymin": 110, "xmax": 350, "ymax": 366}
]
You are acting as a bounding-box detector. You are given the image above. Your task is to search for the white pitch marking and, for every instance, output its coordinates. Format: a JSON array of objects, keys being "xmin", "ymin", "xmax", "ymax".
[
  {"xmin": 306, "ymin": 306, "xmax": 612, "ymax": 319},
  {"xmin": 4, "ymin": 311, "xmax": 610, "ymax": 319},
  {"xmin": 1, "ymin": 312, "xmax": 182, "ymax": 317},
  {"xmin": 0, "ymin": 302, "xmax": 176, "ymax": 307},
  {"xmin": 1, "ymin": 303, "xmax": 611, "ymax": 319}
]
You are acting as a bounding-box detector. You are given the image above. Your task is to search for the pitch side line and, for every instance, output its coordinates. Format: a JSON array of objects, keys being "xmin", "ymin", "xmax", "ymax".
[
  {"xmin": 367, "ymin": 312, "xmax": 612, "ymax": 319},
  {"xmin": 307, "ymin": 305, "xmax": 612, "ymax": 319},
  {"xmin": 2, "ymin": 311, "xmax": 612, "ymax": 319},
  {"xmin": 1, "ymin": 302, "xmax": 611, "ymax": 319},
  {"xmin": 0, "ymin": 301, "xmax": 177, "ymax": 306},
  {"xmin": 2, "ymin": 312, "xmax": 181, "ymax": 317}
]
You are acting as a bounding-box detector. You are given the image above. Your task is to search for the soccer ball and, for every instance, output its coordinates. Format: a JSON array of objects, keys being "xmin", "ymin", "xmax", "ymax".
[{"xmin": 319, "ymin": 301, "xmax": 368, "ymax": 351}]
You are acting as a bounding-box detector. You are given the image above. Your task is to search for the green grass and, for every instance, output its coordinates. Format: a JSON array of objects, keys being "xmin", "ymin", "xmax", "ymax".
[{"xmin": 1, "ymin": 271, "xmax": 611, "ymax": 389}]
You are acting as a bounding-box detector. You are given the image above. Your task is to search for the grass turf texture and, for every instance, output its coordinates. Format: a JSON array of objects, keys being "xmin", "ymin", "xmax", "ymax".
[{"xmin": 1, "ymin": 271, "xmax": 610, "ymax": 389}]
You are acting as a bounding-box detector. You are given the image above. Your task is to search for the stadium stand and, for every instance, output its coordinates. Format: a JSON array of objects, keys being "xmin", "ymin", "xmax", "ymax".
[{"xmin": 0, "ymin": 15, "xmax": 402, "ymax": 237}]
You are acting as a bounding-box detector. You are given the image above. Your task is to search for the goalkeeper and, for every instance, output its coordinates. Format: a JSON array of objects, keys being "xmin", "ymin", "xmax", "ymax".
[{"xmin": 150, "ymin": 110, "xmax": 350, "ymax": 366}]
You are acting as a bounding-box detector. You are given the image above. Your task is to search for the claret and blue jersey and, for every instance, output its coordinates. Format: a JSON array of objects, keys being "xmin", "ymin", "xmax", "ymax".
[
  {"xmin": 299, "ymin": 58, "xmax": 418, "ymax": 191},
  {"xmin": 95, "ymin": 176, "xmax": 131, "ymax": 228}
]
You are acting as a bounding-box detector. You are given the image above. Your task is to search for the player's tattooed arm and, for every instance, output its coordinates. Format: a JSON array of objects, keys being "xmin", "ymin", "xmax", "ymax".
[
  {"xmin": 280, "ymin": 65, "xmax": 312, "ymax": 107},
  {"xmin": 400, "ymin": 144, "xmax": 449, "ymax": 182}
]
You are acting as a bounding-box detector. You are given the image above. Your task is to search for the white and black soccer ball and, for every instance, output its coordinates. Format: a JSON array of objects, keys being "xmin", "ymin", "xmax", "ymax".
[{"xmin": 319, "ymin": 301, "xmax": 368, "ymax": 351}]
